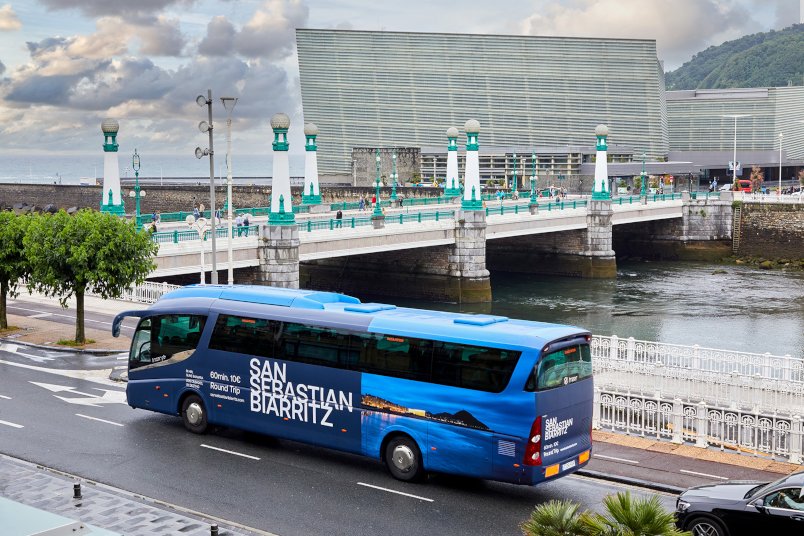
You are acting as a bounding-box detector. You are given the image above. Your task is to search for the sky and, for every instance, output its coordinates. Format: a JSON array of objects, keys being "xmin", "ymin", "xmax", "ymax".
[{"xmin": 0, "ymin": 0, "xmax": 801, "ymax": 159}]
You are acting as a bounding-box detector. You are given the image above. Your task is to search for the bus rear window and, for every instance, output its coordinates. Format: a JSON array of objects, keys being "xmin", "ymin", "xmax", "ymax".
[{"xmin": 531, "ymin": 344, "xmax": 592, "ymax": 390}]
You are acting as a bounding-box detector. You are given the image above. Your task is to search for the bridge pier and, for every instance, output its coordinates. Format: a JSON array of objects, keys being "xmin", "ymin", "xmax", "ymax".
[
  {"xmin": 258, "ymin": 224, "xmax": 300, "ymax": 288},
  {"xmin": 580, "ymin": 199, "xmax": 617, "ymax": 278},
  {"xmin": 447, "ymin": 209, "xmax": 492, "ymax": 303}
]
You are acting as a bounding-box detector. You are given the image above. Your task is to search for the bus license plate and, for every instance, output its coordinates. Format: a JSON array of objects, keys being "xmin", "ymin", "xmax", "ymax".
[{"xmin": 562, "ymin": 460, "xmax": 576, "ymax": 471}]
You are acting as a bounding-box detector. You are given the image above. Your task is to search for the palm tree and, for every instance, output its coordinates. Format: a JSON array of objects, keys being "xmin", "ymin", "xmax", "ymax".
[
  {"xmin": 521, "ymin": 499, "xmax": 590, "ymax": 536},
  {"xmin": 749, "ymin": 165, "xmax": 764, "ymax": 193},
  {"xmin": 579, "ymin": 492, "xmax": 689, "ymax": 536}
]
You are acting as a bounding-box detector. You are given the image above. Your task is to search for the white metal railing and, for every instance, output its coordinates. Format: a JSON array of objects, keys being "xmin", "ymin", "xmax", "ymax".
[
  {"xmin": 591, "ymin": 335, "xmax": 804, "ymax": 463},
  {"xmin": 108, "ymin": 281, "xmax": 181, "ymax": 304}
]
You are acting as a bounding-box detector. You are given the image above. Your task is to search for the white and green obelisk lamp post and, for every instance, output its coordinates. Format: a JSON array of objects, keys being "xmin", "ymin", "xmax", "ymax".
[
  {"xmin": 462, "ymin": 119, "xmax": 483, "ymax": 210},
  {"xmin": 100, "ymin": 118, "xmax": 125, "ymax": 216},
  {"xmin": 592, "ymin": 124, "xmax": 611, "ymax": 200},
  {"xmin": 302, "ymin": 122, "xmax": 322, "ymax": 207},
  {"xmin": 269, "ymin": 113, "xmax": 294, "ymax": 225},
  {"xmin": 444, "ymin": 126, "xmax": 461, "ymax": 198}
]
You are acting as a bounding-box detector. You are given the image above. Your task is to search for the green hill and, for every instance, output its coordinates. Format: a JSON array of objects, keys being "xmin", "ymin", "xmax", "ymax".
[{"xmin": 666, "ymin": 24, "xmax": 804, "ymax": 90}]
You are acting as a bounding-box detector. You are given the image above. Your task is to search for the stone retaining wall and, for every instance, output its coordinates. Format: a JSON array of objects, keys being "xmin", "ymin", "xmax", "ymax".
[
  {"xmin": 737, "ymin": 202, "xmax": 804, "ymax": 259},
  {"xmin": 0, "ymin": 184, "xmax": 446, "ymax": 213}
]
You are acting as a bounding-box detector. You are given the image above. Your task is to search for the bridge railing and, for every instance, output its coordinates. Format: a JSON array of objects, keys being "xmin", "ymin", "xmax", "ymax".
[
  {"xmin": 86, "ymin": 281, "xmax": 182, "ymax": 304},
  {"xmin": 592, "ymin": 334, "xmax": 804, "ymax": 463},
  {"xmin": 484, "ymin": 199, "xmax": 588, "ymax": 216},
  {"xmin": 151, "ymin": 225, "xmax": 259, "ymax": 244}
]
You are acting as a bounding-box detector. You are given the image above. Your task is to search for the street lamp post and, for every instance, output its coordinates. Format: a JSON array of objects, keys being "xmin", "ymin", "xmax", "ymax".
[
  {"xmin": 132, "ymin": 149, "xmax": 141, "ymax": 229},
  {"xmin": 778, "ymin": 132, "xmax": 783, "ymax": 195},
  {"xmin": 640, "ymin": 152, "xmax": 647, "ymax": 197},
  {"xmin": 373, "ymin": 149, "xmax": 383, "ymax": 217},
  {"xmin": 195, "ymin": 90, "xmax": 218, "ymax": 285},
  {"xmin": 511, "ymin": 152, "xmax": 517, "ymax": 195},
  {"xmin": 186, "ymin": 216, "xmax": 210, "ymax": 285},
  {"xmin": 391, "ymin": 149, "xmax": 398, "ymax": 201},
  {"xmin": 722, "ymin": 114, "xmax": 750, "ymax": 191},
  {"xmin": 220, "ymin": 96, "xmax": 238, "ymax": 285},
  {"xmin": 530, "ymin": 151, "xmax": 537, "ymax": 203}
]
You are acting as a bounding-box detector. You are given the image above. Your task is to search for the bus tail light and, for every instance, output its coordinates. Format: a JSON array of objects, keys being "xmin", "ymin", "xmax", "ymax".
[{"xmin": 523, "ymin": 416, "xmax": 542, "ymax": 466}]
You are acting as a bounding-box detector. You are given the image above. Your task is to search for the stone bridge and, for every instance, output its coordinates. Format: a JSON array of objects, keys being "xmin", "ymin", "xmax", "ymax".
[{"xmin": 152, "ymin": 192, "xmax": 735, "ymax": 302}]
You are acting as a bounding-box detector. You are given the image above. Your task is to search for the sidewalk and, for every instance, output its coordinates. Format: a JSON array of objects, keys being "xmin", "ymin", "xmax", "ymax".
[{"xmin": 0, "ymin": 454, "xmax": 266, "ymax": 536}]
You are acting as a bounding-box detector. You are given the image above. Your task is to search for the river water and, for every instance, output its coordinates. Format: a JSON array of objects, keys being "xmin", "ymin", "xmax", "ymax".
[{"xmin": 390, "ymin": 261, "xmax": 804, "ymax": 358}]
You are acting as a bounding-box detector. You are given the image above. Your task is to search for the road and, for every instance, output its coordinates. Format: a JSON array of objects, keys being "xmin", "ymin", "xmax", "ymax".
[
  {"xmin": 7, "ymin": 299, "xmax": 139, "ymax": 337},
  {"xmin": 0, "ymin": 349, "xmax": 677, "ymax": 536}
]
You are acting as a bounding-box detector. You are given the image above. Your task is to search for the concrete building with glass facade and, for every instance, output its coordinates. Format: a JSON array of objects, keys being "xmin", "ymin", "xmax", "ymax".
[
  {"xmin": 666, "ymin": 87, "xmax": 804, "ymax": 184},
  {"xmin": 296, "ymin": 29, "xmax": 669, "ymax": 182}
]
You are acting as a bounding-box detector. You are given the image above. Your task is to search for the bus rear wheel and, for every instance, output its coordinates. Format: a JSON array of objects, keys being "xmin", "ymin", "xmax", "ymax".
[
  {"xmin": 181, "ymin": 394, "xmax": 208, "ymax": 434},
  {"xmin": 385, "ymin": 435, "xmax": 424, "ymax": 482}
]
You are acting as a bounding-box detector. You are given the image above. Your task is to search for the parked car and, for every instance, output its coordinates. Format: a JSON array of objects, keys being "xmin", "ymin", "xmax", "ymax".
[{"xmin": 675, "ymin": 470, "xmax": 804, "ymax": 536}]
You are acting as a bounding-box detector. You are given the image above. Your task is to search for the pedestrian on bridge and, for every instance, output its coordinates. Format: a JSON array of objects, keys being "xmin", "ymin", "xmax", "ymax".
[
  {"xmin": 235, "ymin": 213, "xmax": 243, "ymax": 236},
  {"xmin": 193, "ymin": 207, "xmax": 200, "ymax": 221},
  {"xmin": 335, "ymin": 209, "xmax": 343, "ymax": 228},
  {"xmin": 243, "ymin": 214, "xmax": 250, "ymax": 236},
  {"xmin": 359, "ymin": 196, "xmax": 365, "ymax": 211}
]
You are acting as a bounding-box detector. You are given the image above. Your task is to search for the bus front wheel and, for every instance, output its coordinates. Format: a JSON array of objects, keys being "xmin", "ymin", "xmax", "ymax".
[
  {"xmin": 385, "ymin": 435, "xmax": 424, "ymax": 482},
  {"xmin": 181, "ymin": 394, "xmax": 208, "ymax": 434}
]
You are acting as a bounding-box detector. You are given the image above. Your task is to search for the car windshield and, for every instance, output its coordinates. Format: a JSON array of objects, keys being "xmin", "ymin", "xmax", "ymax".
[{"xmin": 746, "ymin": 474, "xmax": 791, "ymax": 499}]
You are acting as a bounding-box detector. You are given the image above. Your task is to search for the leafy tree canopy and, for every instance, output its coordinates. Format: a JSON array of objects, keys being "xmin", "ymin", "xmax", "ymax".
[
  {"xmin": 0, "ymin": 212, "xmax": 32, "ymax": 329},
  {"xmin": 23, "ymin": 209, "xmax": 158, "ymax": 342},
  {"xmin": 666, "ymin": 24, "xmax": 803, "ymax": 90}
]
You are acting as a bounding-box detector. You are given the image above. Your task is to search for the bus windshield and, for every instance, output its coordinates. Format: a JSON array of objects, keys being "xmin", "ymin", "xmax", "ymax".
[{"xmin": 534, "ymin": 344, "xmax": 592, "ymax": 390}]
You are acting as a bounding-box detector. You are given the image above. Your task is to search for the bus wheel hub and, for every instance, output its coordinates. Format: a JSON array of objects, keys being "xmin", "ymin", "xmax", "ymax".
[
  {"xmin": 392, "ymin": 445, "xmax": 414, "ymax": 472},
  {"xmin": 186, "ymin": 402, "xmax": 203, "ymax": 425}
]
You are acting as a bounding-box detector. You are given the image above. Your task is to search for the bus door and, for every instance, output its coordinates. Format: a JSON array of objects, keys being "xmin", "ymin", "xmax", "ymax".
[
  {"xmin": 527, "ymin": 339, "xmax": 593, "ymax": 478},
  {"xmin": 128, "ymin": 314, "xmax": 207, "ymax": 414}
]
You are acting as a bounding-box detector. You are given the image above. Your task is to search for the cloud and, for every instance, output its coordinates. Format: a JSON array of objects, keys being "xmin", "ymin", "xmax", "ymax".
[
  {"xmin": 198, "ymin": 15, "xmax": 236, "ymax": 56},
  {"xmin": 0, "ymin": 59, "xmax": 5, "ymax": 75},
  {"xmin": 520, "ymin": 0, "xmax": 758, "ymax": 69},
  {"xmin": 136, "ymin": 16, "xmax": 186, "ymax": 56},
  {"xmin": 0, "ymin": 3, "xmax": 20, "ymax": 31},
  {"xmin": 39, "ymin": 0, "xmax": 193, "ymax": 19},
  {"xmin": 234, "ymin": 0, "xmax": 309, "ymax": 58}
]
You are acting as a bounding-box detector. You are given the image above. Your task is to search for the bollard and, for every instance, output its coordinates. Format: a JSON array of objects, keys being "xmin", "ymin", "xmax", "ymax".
[
  {"xmin": 73, "ymin": 482, "xmax": 82, "ymax": 499},
  {"xmin": 210, "ymin": 524, "xmax": 219, "ymax": 536}
]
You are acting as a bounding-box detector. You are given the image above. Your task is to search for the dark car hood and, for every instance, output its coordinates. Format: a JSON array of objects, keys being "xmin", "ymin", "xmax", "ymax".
[{"xmin": 681, "ymin": 481, "xmax": 763, "ymax": 502}]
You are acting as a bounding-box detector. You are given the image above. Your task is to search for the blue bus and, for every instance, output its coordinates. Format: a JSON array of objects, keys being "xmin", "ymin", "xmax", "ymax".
[{"xmin": 113, "ymin": 285, "xmax": 593, "ymax": 484}]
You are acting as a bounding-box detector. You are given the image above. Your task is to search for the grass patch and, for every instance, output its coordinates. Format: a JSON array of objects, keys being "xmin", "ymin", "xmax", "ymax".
[
  {"xmin": 57, "ymin": 338, "xmax": 97, "ymax": 347},
  {"xmin": 0, "ymin": 326, "xmax": 21, "ymax": 336}
]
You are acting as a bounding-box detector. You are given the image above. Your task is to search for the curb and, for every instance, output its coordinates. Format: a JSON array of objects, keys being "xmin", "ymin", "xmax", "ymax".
[
  {"xmin": 0, "ymin": 336, "xmax": 123, "ymax": 356},
  {"xmin": 577, "ymin": 469, "xmax": 685, "ymax": 495}
]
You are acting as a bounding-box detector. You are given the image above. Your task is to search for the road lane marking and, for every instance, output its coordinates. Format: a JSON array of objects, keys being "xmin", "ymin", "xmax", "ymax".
[
  {"xmin": 201, "ymin": 444, "xmax": 261, "ymax": 460},
  {"xmin": 0, "ymin": 395, "xmax": 11, "ymax": 400},
  {"xmin": 29, "ymin": 312, "xmax": 53, "ymax": 319},
  {"xmin": 680, "ymin": 469, "xmax": 729, "ymax": 480},
  {"xmin": 0, "ymin": 419, "xmax": 24, "ymax": 428},
  {"xmin": 76, "ymin": 413, "xmax": 124, "ymax": 427},
  {"xmin": 595, "ymin": 454, "xmax": 640, "ymax": 464},
  {"xmin": 0, "ymin": 359, "xmax": 122, "ymax": 387},
  {"xmin": 357, "ymin": 482, "xmax": 434, "ymax": 502}
]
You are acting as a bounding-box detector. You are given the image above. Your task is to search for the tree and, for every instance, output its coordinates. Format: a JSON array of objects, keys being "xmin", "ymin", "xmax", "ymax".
[
  {"xmin": 0, "ymin": 212, "xmax": 31, "ymax": 329},
  {"xmin": 579, "ymin": 492, "xmax": 688, "ymax": 536},
  {"xmin": 749, "ymin": 165, "xmax": 764, "ymax": 193},
  {"xmin": 24, "ymin": 209, "xmax": 158, "ymax": 343},
  {"xmin": 521, "ymin": 499, "xmax": 590, "ymax": 536}
]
